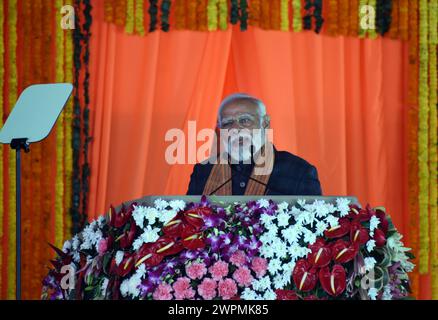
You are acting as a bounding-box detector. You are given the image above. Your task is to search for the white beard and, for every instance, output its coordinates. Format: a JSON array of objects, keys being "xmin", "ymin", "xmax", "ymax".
[{"xmin": 225, "ymin": 129, "xmax": 265, "ymax": 164}]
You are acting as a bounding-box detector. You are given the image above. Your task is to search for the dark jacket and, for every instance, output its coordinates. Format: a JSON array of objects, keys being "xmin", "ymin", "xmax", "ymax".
[{"xmin": 186, "ymin": 147, "xmax": 322, "ymax": 196}]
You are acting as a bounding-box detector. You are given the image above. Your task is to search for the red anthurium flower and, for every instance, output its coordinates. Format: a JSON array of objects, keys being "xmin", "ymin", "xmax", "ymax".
[
  {"xmin": 375, "ymin": 208, "xmax": 389, "ymax": 234},
  {"xmin": 109, "ymin": 203, "xmax": 136, "ymax": 228},
  {"xmin": 331, "ymin": 240, "xmax": 359, "ymax": 264},
  {"xmin": 135, "ymin": 242, "xmax": 164, "ymax": 268},
  {"xmin": 324, "ymin": 218, "xmax": 351, "ymax": 239},
  {"xmin": 292, "ymin": 259, "xmax": 318, "ymax": 292},
  {"xmin": 275, "ymin": 290, "xmax": 299, "ymax": 300},
  {"xmin": 349, "ymin": 205, "xmax": 373, "ymax": 222},
  {"xmin": 155, "ymin": 236, "xmax": 184, "ymax": 257},
  {"xmin": 110, "ymin": 252, "xmax": 135, "ymax": 277},
  {"xmin": 350, "ymin": 221, "xmax": 369, "ymax": 245},
  {"xmin": 181, "ymin": 225, "xmax": 206, "ymax": 250},
  {"xmin": 183, "ymin": 207, "xmax": 212, "ymax": 230},
  {"xmin": 319, "ymin": 265, "xmax": 346, "ymax": 297},
  {"xmin": 307, "ymin": 239, "xmax": 332, "ymax": 267},
  {"xmin": 118, "ymin": 220, "xmax": 137, "ymax": 249},
  {"xmin": 162, "ymin": 214, "xmax": 185, "ymax": 237},
  {"xmin": 373, "ymin": 228, "xmax": 387, "ymax": 247}
]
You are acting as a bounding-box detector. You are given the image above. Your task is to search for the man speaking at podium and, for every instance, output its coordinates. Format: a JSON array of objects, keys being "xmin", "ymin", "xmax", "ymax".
[{"xmin": 187, "ymin": 93, "xmax": 322, "ymax": 196}]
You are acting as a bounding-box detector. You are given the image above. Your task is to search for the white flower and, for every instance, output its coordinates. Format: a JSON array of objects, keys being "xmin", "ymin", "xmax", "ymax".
[
  {"xmin": 97, "ymin": 216, "xmax": 106, "ymax": 227},
  {"xmin": 382, "ymin": 285, "xmax": 392, "ymax": 300},
  {"xmin": 260, "ymin": 245, "xmax": 275, "ymax": 259},
  {"xmin": 277, "ymin": 202, "xmax": 289, "ymax": 212},
  {"xmin": 336, "ymin": 198, "xmax": 351, "ymax": 217},
  {"xmin": 132, "ymin": 237, "xmax": 144, "ymax": 251},
  {"xmin": 268, "ymin": 258, "xmax": 283, "ymax": 275},
  {"xmin": 297, "ymin": 199, "xmax": 306, "ymax": 208},
  {"xmin": 260, "ymin": 213, "xmax": 276, "ymax": 225},
  {"xmin": 154, "ymin": 199, "xmax": 169, "ymax": 210},
  {"xmin": 369, "ymin": 215, "xmax": 380, "ymax": 237},
  {"xmin": 276, "ymin": 212, "xmax": 291, "ymax": 227},
  {"xmin": 281, "ymin": 226, "xmax": 300, "ymax": 244},
  {"xmin": 159, "ymin": 209, "xmax": 178, "ymax": 224},
  {"xmin": 144, "ymin": 207, "xmax": 159, "ymax": 225},
  {"xmin": 257, "ymin": 199, "xmax": 270, "ymax": 208},
  {"xmin": 169, "ymin": 200, "xmax": 185, "ymax": 211},
  {"xmin": 325, "ymin": 215, "xmax": 339, "ymax": 228},
  {"xmin": 364, "ymin": 257, "xmax": 376, "ymax": 272},
  {"xmin": 72, "ymin": 235, "xmax": 80, "ymax": 251},
  {"xmin": 141, "ymin": 226, "xmax": 160, "ymax": 243},
  {"xmin": 315, "ymin": 220, "xmax": 328, "ymax": 236},
  {"xmin": 62, "ymin": 240, "xmax": 72, "ymax": 253},
  {"xmin": 115, "ymin": 251, "xmax": 125, "ymax": 266},
  {"xmin": 101, "ymin": 278, "xmax": 109, "ymax": 297},
  {"xmin": 272, "ymin": 239, "xmax": 288, "ymax": 259},
  {"xmin": 303, "ymin": 229, "xmax": 317, "ymax": 245},
  {"xmin": 73, "ymin": 251, "xmax": 80, "ymax": 263},
  {"xmin": 263, "ymin": 289, "xmax": 277, "ymax": 300},
  {"xmin": 273, "ymin": 274, "xmax": 286, "ymax": 289},
  {"xmin": 256, "ymin": 276, "xmax": 272, "ymax": 291},
  {"xmin": 366, "ymin": 239, "xmax": 376, "ymax": 252},
  {"xmin": 241, "ymin": 288, "xmax": 258, "ymax": 300},
  {"xmin": 368, "ymin": 287, "xmax": 379, "ymax": 300},
  {"xmin": 132, "ymin": 205, "xmax": 146, "ymax": 227}
]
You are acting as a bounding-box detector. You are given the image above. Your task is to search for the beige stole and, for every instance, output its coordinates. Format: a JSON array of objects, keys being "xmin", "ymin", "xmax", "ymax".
[{"xmin": 202, "ymin": 143, "xmax": 275, "ymax": 195}]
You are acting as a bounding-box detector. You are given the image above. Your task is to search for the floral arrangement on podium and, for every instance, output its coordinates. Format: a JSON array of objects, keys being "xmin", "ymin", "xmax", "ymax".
[{"xmin": 42, "ymin": 197, "xmax": 414, "ymax": 300}]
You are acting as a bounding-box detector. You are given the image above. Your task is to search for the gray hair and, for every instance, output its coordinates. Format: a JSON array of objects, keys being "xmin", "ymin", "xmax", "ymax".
[{"xmin": 218, "ymin": 93, "xmax": 267, "ymax": 124}]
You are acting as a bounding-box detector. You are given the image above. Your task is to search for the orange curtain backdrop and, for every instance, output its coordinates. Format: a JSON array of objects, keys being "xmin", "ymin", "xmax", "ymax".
[{"xmin": 88, "ymin": 3, "xmax": 428, "ymax": 299}]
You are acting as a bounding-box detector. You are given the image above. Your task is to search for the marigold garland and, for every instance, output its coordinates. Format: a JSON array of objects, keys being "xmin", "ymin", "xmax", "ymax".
[
  {"xmin": 174, "ymin": 0, "xmax": 186, "ymax": 30},
  {"xmin": 0, "ymin": 0, "xmax": 4, "ymax": 294},
  {"xmin": 104, "ymin": 0, "xmax": 115, "ymax": 23},
  {"xmin": 367, "ymin": 0, "xmax": 377, "ymax": 39},
  {"xmin": 260, "ymin": 0, "xmax": 270, "ymax": 30},
  {"xmin": 418, "ymin": 0, "xmax": 430, "ymax": 275},
  {"xmin": 7, "ymin": 0, "xmax": 18, "ymax": 300},
  {"xmin": 271, "ymin": 0, "xmax": 281, "ymax": 30},
  {"xmin": 114, "ymin": 0, "xmax": 127, "ymax": 26},
  {"xmin": 358, "ymin": 0, "xmax": 367, "ymax": 38},
  {"xmin": 230, "ymin": 0, "xmax": 239, "ymax": 25},
  {"xmin": 327, "ymin": 0, "xmax": 338, "ymax": 36},
  {"xmin": 280, "ymin": 0, "xmax": 289, "ymax": 31},
  {"xmin": 338, "ymin": 0, "xmax": 349, "ymax": 36},
  {"xmin": 55, "ymin": 0, "xmax": 65, "ymax": 249},
  {"xmin": 399, "ymin": 0, "xmax": 408, "ymax": 40},
  {"xmin": 292, "ymin": 0, "xmax": 302, "ymax": 32},
  {"xmin": 303, "ymin": 0, "xmax": 313, "ymax": 31},
  {"xmin": 218, "ymin": 0, "xmax": 228, "ymax": 30},
  {"xmin": 161, "ymin": 0, "xmax": 171, "ymax": 32},
  {"xmin": 428, "ymin": 0, "xmax": 438, "ymax": 298},
  {"xmin": 125, "ymin": 0, "xmax": 135, "ymax": 33},
  {"xmin": 388, "ymin": 0, "xmax": 398, "ymax": 38},
  {"xmin": 248, "ymin": 0, "xmax": 261, "ymax": 28},
  {"xmin": 135, "ymin": 0, "xmax": 145, "ymax": 35},
  {"xmin": 239, "ymin": 0, "xmax": 248, "ymax": 31},
  {"xmin": 375, "ymin": 0, "xmax": 392, "ymax": 36},
  {"xmin": 313, "ymin": 0, "xmax": 323, "ymax": 34},
  {"xmin": 196, "ymin": 0, "xmax": 207, "ymax": 31},
  {"xmin": 207, "ymin": 0, "xmax": 219, "ymax": 31},
  {"xmin": 349, "ymin": 0, "xmax": 359, "ymax": 36}
]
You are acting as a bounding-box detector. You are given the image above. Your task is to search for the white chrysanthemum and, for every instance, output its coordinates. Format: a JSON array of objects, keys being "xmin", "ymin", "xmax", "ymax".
[
  {"xmin": 62, "ymin": 240, "xmax": 72, "ymax": 253},
  {"xmin": 72, "ymin": 235, "xmax": 80, "ymax": 251},
  {"xmin": 144, "ymin": 207, "xmax": 159, "ymax": 225},
  {"xmin": 259, "ymin": 233, "xmax": 273, "ymax": 245},
  {"xmin": 272, "ymin": 240, "xmax": 288, "ymax": 259},
  {"xmin": 260, "ymin": 245, "xmax": 275, "ymax": 259},
  {"xmin": 382, "ymin": 284, "xmax": 392, "ymax": 300},
  {"xmin": 315, "ymin": 220, "xmax": 328, "ymax": 236},
  {"xmin": 266, "ymin": 224, "xmax": 279, "ymax": 238},
  {"xmin": 368, "ymin": 287, "xmax": 379, "ymax": 300},
  {"xmin": 366, "ymin": 239, "xmax": 376, "ymax": 252},
  {"xmin": 241, "ymin": 288, "xmax": 258, "ymax": 300},
  {"xmin": 297, "ymin": 199, "xmax": 306, "ymax": 208},
  {"xmin": 263, "ymin": 289, "xmax": 277, "ymax": 300},
  {"xmin": 101, "ymin": 278, "xmax": 109, "ymax": 297},
  {"xmin": 364, "ymin": 257, "xmax": 376, "ymax": 271},
  {"xmin": 158, "ymin": 209, "xmax": 178, "ymax": 224},
  {"xmin": 169, "ymin": 199, "xmax": 185, "ymax": 211},
  {"xmin": 277, "ymin": 202, "xmax": 289, "ymax": 212},
  {"xmin": 276, "ymin": 212, "xmax": 291, "ymax": 227},
  {"xmin": 273, "ymin": 274, "xmax": 286, "ymax": 289},
  {"xmin": 141, "ymin": 225, "xmax": 160, "ymax": 243},
  {"xmin": 369, "ymin": 215, "xmax": 380, "ymax": 237},
  {"xmin": 387, "ymin": 233, "xmax": 415, "ymax": 272},
  {"xmin": 257, "ymin": 199, "xmax": 270, "ymax": 209},
  {"xmin": 132, "ymin": 237, "xmax": 144, "ymax": 251},
  {"xmin": 281, "ymin": 226, "xmax": 300, "ymax": 244},
  {"xmin": 313, "ymin": 200, "xmax": 330, "ymax": 218},
  {"xmin": 73, "ymin": 251, "xmax": 80, "ymax": 263},
  {"xmin": 115, "ymin": 251, "xmax": 125, "ymax": 266},
  {"xmin": 81, "ymin": 224, "xmax": 103, "ymax": 251},
  {"xmin": 154, "ymin": 199, "xmax": 169, "ymax": 210},
  {"xmin": 303, "ymin": 229, "xmax": 317, "ymax": 245},
  {"xmin": 257, "ymin": 276, "xmax": 272, "ymax": 291},
  {"xmin": 268, "ymin": 258, "xmax": 283, "ymax": 275},
  {"xmin": 336, "ymin": 198, "xmax": 351, "ymax": 217},
  {"xmin": 325, "ymin": 215, "xmax": 339, "ymax": 228},
  {"xmin": 260, "ymin": 213, "xmax": 276, "ymax": 225},
  {"xmin": 132, "ymin": 205, "xmax": 146, "ymax": 227}
]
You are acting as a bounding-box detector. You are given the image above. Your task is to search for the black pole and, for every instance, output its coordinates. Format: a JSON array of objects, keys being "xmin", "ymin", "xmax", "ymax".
[
  {"xmin": 15, "ymin": 147, "xmax": 21, "ymax": 300},
  {"xmin": 10, "ymin": 138, "xmax": 29, "ymax": 300}
]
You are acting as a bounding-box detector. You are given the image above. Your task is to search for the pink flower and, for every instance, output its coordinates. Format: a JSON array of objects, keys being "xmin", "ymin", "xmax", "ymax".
[
  {"xmin": 230, "ymin": 250, "xmax": 247, "ymax": 267},
  {"xmin": 209, "ymin": 260, "xmax": 229, "ymax": 280},
  {"xmin": 97, "ymin": 238, "xmax": 109, "ymax": 255},
  {"xmin": 186, "ymin": 262, "xmax": 207, "ymax": 280},
  {"xmin": 173, "ymin": 277, "xmax": 195, "ymax": 300},
  {"xmin": 251, "ymin": 257, "xmax": 268, "ymax": 278},
  {"xmin": 153, "ymin": 283, "xmax": 173, "ymax": 300},
  {"xmin": 197, "ymin": 278, "xmax": 217, "ymax": 300},
  {"xmin": 218, "ymin": 278, "xmax": 238, "ymax": 300},
  {"xmin": 233, "ymin": 267, "xmax": 254, "ymax": 287}
]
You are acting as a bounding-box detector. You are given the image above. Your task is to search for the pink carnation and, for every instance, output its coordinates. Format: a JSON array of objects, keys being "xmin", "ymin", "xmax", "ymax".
[
  {"xmin": 153, "ymin": 283, "xmax": 173, "ymax": 300},
  {"xmin": 218, "ymin": 278, "xmax": 238, "ymax": 300},
  {"xmin": 208, "ymin": 261, "xmax": 229, "ymax": 280},
  {"xmin": 97, "ymin": 238, "xmax": 109, "ymax": 255},
  {"xmin": 173, "ymin": 277, "xmax": 195, "ymax": 300},
  {"xmin": 197, "ymin": 278, "xmax": 217, "ymax": 300},
  {"xmin": 233, "ymin": 267, "xmax": 254, "ymax": 287},
  {"xmin": 251, "ymin": 257, "xmax": 268, "ymax": 278},
  {"xmin": 186, "ymin": 262, "xmax": 207, "ymax": 280},
  {"xmin": 230, "ymin": 250, "xmax": 247, "ymax": 267}
]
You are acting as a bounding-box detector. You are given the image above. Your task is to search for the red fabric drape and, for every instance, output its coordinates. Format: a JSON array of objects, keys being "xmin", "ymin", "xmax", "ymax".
[{"xmin": 88, "ymin": 4, "xmax": 428, "ymax": 298}]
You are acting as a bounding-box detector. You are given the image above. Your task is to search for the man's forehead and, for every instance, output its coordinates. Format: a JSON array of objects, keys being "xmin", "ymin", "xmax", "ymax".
[{"xmin": 220, "ymin": 100, "xmax": 260, "ymax": 116}]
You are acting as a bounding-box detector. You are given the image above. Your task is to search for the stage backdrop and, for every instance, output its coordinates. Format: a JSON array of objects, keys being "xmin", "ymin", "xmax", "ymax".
[{"xmin": 0, "ymin": 1, "xmax": 436, "ymax": 300}]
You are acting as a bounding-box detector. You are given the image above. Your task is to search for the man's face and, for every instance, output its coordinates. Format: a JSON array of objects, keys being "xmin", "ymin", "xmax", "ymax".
[{"xmin": 218, "ymin": 100, "xmax": 267, "ymax": 163}]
